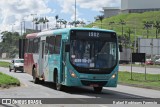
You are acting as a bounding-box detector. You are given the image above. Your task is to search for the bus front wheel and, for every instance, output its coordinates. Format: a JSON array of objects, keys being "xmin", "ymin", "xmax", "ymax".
[
  {"xmin": 93, "ymin": 87, "xmax": 103, "ymax": 93},
  {"xmin": 54, "ymin": 72, "xmax": 63, "ymax": 91}
]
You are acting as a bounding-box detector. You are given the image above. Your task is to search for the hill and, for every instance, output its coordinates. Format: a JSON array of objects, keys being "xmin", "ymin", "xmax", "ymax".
[{"xmin": 86, "ymin": 11, "xmax": 160, "ymax": 47}]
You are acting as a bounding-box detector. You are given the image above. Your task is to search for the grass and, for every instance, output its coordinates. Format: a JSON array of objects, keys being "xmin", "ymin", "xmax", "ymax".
[
  {"xmin": 86, "ymin": 11, "xmax": 160, "ymax": 42},
  {"xmin": 0, "ymin": 72, "xmax": 20, "ymax": 88},
  {"xmin": 118, "ymin": 71, "xmax": 160, "ymax": 90},
  {"xmin": 0, "ymin": 61, "xmax": 10, "ymax": 68}
]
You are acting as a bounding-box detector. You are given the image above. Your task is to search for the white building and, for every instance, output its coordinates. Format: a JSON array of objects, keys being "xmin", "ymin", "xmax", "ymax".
[
  {"xmin": 121, "ymin": 0, "xmax": 160, "ymax": 13},
  {"xmin": 102, "ymin": 7, "xmax": 120, "ymax": 18},
  {"xmin": 102, "ymin": 0, "xmax": 160, "ymax": 18}
]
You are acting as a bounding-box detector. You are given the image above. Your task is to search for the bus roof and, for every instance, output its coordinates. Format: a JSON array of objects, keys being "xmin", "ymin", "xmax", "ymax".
[
  {"xmin": 37, "ymin": 27, "xmax": 116, "ymax": 38},
  {"xmin": 26, "ymin": 33, "xmax": 38, "ymax": 39}
]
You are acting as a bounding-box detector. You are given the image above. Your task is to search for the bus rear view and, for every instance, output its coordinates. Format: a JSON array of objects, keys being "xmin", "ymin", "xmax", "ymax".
[{"xmin": 66, "ymin": 29, "xmax": 118, "ymax": 92}]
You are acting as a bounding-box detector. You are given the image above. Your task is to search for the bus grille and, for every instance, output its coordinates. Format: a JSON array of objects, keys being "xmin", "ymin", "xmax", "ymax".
[{"xmin": 81, "ymin": 80, "xmax": 108, "ymax": 86}]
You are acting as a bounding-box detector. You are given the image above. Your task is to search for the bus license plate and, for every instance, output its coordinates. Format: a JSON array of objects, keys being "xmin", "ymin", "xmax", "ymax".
[{"xmin": 90, "ymin": 84, "xmax": 99, "ymax": 87}]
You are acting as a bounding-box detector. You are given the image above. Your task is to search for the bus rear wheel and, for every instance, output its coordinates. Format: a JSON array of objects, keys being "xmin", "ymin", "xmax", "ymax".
[
  {"xmin": 93, "ymin": 87, "xmax": 103, "ymax": 93},
  {"xmin": 32, "ymin": 67, "xmax": 39, "ymax": 84}
]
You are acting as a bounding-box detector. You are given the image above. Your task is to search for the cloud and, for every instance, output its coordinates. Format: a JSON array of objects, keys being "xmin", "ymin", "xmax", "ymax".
[
  {"xmin": 56, "ymin": 0, "xmax": 120, "ymax": 21},
  {"xmin": 58, "ymin": 0, "xmax": 120, "ymax": 13},
  {"xmin": 0, "ymin": 0, "xmax": 121, "ymax": 32},
  {"xmin": 0, "ymin": 0, "xmax": 54, "ymax": 32}
]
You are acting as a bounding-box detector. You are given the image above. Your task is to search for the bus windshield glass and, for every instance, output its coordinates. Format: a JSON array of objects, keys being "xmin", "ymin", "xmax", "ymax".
[{"xmin": 70, "ymin": 30, "xmax": 117, "ymax": 69}]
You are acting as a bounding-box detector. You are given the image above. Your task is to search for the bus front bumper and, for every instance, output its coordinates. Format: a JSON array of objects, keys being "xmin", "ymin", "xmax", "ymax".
[{"xmin": 65, "ymin": 74, "xmax": 118, "ymax": 87}]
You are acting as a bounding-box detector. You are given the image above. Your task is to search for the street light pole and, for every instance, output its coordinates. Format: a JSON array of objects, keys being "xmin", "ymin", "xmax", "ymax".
[
  {"xmin": 31, "ymin": 14, "xmax": 37, "ymax": 30},
  {"xmin": 75, "ymin": 0, "xmax": 76, "ymax": 27},
  {"xmin": 21, "ymin": 22, "xmax": 22, "ymax": 36},
  {"xmin": 12, "ymin": 24, "xmax": 15, "ymax": 33},
  {"xmin": 23, "ymin": 20, "xmax": 25, "ymax": 34}
]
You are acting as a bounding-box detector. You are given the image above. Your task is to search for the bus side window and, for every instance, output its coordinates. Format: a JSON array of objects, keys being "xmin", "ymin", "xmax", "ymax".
[
  {"xmin": 48, "ymin": 36, "xmax": 55, "ymax": 54},
  {"xmin": 33, "ymin": 38, "xmax": 39, "ymax": 53},
  {"xmin": 45, "ymin": 37, "xmax": 50, "ymax": 54},
  {"xmin": 28, "ymin": 39, "xmax": 33, "ymax": 53},
  {"xmin": 25, "ymin": 39, "xmax": 29, "ymax": 53},
  {"xmin": 55, "ymin": 35, "xmax": 62, "ymax": 54}
]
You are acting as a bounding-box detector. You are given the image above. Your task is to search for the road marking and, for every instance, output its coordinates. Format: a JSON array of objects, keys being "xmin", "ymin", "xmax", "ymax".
[
  {"xmin": 76, "ymin": 98, "xmax": 88, "ymax": 103},
  {"xmin": 98, "ymin": 105, "xmax": 108, "ymax": 107}
]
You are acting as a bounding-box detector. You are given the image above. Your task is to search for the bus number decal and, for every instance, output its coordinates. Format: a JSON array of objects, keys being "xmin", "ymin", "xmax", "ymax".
[{"xmin": 89, "ymin": 32, "xmax": 99, "ymax": 37}]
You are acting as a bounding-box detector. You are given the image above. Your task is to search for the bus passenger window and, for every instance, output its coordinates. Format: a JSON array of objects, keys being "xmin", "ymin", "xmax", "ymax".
[
  {"xmin": 55, "ymin": 35, "xmax": 62, "ymax": 54},
  {"xmin": 48, "ymin": 36, "xmax": 55, "ymax": 54}
]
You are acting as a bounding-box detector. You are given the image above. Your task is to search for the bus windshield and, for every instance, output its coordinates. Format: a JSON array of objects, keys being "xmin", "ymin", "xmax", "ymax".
[{"xmin": 70, "ymin": 40, "xmax": 117, "ymax": 69}]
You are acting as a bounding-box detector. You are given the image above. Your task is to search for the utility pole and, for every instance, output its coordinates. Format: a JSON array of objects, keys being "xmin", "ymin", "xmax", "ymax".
[
  {"xmin": 31, "ymin": 14, "xmax": 37, "ymax": 30},
  {"xmin": 21, "ymin": 22, "xmax": 23, "ymax": 36},
  {"xmin": 75, "ymin": 0, "xmax": 76, "ymax": 27},
  {"xmin": 12, "ymin": 24, "xmax": 14, "ymax": 33},
  {"xmin": 22, "ymin": 18, "xmax": 26, "ymax": 34},
  {"xmin": 134, "ymin": 21, "xmax": 137, "ymax": 53}
]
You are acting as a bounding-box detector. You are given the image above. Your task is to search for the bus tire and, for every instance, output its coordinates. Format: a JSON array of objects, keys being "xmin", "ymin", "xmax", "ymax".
[
  {"xmin": 93, "ymin": 87, "xmax": 103, "ymax": 93},
  {"xmin": 54, "ymin": 71, "xmax": 63, "ymax": 91},
  {"xmin": 32, "ymin": 67, "xmax": 39, "ymax": 84}
]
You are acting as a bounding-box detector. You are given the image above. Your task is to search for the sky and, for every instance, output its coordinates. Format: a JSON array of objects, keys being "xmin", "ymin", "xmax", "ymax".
[{"xmin": 0, "ymin": 0, "xmax": 121, "ymax": 33}]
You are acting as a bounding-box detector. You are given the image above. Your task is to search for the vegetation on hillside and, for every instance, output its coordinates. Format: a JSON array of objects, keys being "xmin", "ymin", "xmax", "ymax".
[{"xmin": 87, "ymin": 11, "xmax": 160, "ymax": 48}]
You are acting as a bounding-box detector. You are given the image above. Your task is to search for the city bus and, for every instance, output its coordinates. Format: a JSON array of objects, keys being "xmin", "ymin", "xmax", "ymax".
[{"xmin": 23, "ymin": 28, "xmax": 119, "ymax": 93}]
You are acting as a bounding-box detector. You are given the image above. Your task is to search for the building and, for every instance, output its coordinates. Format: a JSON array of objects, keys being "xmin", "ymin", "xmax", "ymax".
[
  {"xmin": 121, "ymin": 0, "xmax": 160, "ymax": 13},
  {"xmin": 102, "ymin": 7, "xmax": 120, "ymax": 18},
  {"xmin": 102, "ymin": 0, "xmax": 160, "ymax": 18}
]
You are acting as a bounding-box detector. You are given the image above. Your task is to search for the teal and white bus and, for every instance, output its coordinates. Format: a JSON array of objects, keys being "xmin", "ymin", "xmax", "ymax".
[{"xmin": 24, "ymin": 28, "xmax": 119, "ymax": 93}]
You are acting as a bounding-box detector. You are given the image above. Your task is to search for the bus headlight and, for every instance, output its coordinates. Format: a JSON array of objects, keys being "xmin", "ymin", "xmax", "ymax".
[
  {"xmin": 111, "ymin": 74, "xmax": 116, "ymax": 79},
  {"xmin": 69, "ymin": 70, "xmax": 77, "ymax": 78}
]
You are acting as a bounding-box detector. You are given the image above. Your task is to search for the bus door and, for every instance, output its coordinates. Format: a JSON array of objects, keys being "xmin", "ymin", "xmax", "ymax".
[
  {"xmin": 61, "ymin": 41, "xmax": 67, "ymax": 82},
  {"xmin": 39, "ymin": 37, "xmax": 46, "ymax": 76}
]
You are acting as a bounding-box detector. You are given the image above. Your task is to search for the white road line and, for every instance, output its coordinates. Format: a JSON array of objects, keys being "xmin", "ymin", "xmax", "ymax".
[{"xmin": 98, "ymin": 105, "xmax": 108, "ymax": 107}]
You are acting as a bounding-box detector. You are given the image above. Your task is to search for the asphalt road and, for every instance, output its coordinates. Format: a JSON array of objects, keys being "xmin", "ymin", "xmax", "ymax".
[
  {"xmin": 0, "ymin": 59, "xmax": 159, "ymax": 74},
  {"xmin": 0, "ymin": 67, "xmax": 160, "ymax": 107}
]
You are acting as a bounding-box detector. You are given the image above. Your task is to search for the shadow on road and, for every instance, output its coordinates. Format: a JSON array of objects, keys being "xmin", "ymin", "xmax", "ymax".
[{"xmin": 29, "ymin": 81, "xmax": 147, "ymax": 99}]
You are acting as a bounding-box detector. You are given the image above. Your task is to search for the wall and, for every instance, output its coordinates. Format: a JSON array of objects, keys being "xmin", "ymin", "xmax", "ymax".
[{"xmin": 121, "ymin": 0, "xmax": 160, "ymax": 10}]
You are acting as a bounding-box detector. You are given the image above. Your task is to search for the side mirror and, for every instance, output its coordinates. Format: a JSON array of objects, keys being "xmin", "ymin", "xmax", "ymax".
[
  {"xmin": 65, "ymin": 44, "xmax": 70, "ymax": 52},
  {"xmin": 11, "ymin": 60, "xmax": 14, "ymax": 63},
  {"xmin": 119, "ymin": 45, "xmax": 123, "ymax": 52}
]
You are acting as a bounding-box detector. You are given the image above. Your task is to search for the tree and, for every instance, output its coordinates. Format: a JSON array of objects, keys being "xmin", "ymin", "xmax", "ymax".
[
  {"xmin": 68, "ymin": 22, "xmax": 74, "ymax": 28},
  {"xmin": 0, "ymin": 31, "xmax": 20, "ymax": 58},
  {"xmin": 38, "ymin": 17, "xmax": 45, "ymax": 31},
  {"xmin": 109, "ymin": 21, "xmax": 115, "ymax": 30},
  {"xmin": 98, "ymin": 15, "xmax": 104, "ymax": 28},
  {"xmin": 153, "ymin": 21, "xmax": 160, "ymax": 38},
  {"xmin": 62, "ymin": 20, "xmax": 67, "ymax": 28},
  {"xmin": 126, "ymin": 28, "xmax": 134, "ymax": 47},
  {"xmin": 45, "ymin": 17, "xmax": 49, "ymax": 29},
  {"xmin": 119, "ymin": 19, "xmax": 126, "ymax": 37},
  {"xmin": 34, "ymin": 18, "xmax": 39, "ymax": 30},
  {"xmin": 57, "ymin": 19, "xmax": 64, "ymax": 28},
  {"xmin": 55, "ymin": 15, "xmax": 59, "ymax": 28},
  {"xmin": 80, "ymin": 21, "xmax": 86, "ymax": 27},
  {"xmin": 143, "ymin": 21, "xmax": 153, "ymax": 38}
]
